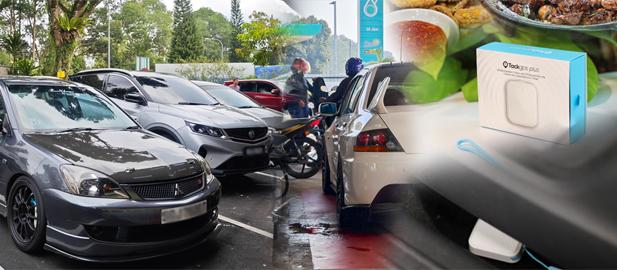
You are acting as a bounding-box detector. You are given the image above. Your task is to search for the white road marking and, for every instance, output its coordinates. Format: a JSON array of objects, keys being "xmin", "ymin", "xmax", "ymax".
[
  {"xmin": 252, "ymin": 171, "xmax": 284, "ymax": 180},
  {"xmin": 219, "ymin": 215, "xmax": 273, "ymax": 239},
  {"xmin": 272, "ymin": 198, "xmax": 291, "ymax": 214}
]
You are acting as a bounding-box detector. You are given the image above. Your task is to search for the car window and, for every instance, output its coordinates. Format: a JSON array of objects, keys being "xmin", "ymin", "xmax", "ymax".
[
  {"xmin": 239, "ymin": 82, "xmax": 257, "ymax": 92},
  {"xmin": 201, "ymin": 86, "xmax": 260, "ymax": 108},
  {"xmin": 367, "ymin": 63, "xmax": 415, "ymax": 106},
  {"xmin": 339, "ymin": 76, "xmax": 364, "ymax": 115},
  {"xmin": 135, "ymin": 75, "xmax": 218, "ymax": 105},
  {"xmin": 6, "ymin": 84, "xmax": 135, "ymax": 132},
  {"xmin": 0, "ymin": 91, "xmax": 5, "ymax": 122},
  {"xmin": 256, "ymin": 83, "xmax": 274, "ymax": 94},
  {"xmin": 105, "ymin": 74, "xmax": 139, "ymax": 100},
  {"xmin": 348, "ymin": 76, "xmax": 366, "ymax": 112},
  {"xmin": 72, "ymin": 74, "xmax": 106, "ymax": 90}
]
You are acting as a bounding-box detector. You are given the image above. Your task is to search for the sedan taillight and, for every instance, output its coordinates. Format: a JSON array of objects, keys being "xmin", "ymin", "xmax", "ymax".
[{"xmin": 353, "ymin": 129, "xmax": 404, "ymax": 152}]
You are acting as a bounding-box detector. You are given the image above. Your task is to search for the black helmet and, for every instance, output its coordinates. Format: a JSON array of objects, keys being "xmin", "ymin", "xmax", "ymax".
[{"xmin": 345, "ymin": 57, "xmax": 363, "ymax": 77}]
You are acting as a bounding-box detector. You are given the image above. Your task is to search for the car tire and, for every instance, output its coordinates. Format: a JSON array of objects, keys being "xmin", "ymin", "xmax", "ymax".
[
  {"xmin": 321, "ymin": 147, "xmax": 335, "ymax": 195},
  {"xmin": 336, "ymin": 159, "xmax": 369, "ymax": 229},
  {"xmin": 7, "ymin": 176, "xmax": 46, "ymax": 253},
  {"xmin": 151, "ymin": 129, "xmax": 180, "ymax": 144}
]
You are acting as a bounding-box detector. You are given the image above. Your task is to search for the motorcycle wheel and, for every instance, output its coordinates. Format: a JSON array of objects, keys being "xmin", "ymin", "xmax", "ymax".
[{"xmin": 282, "ymin": 137, "xmax": 322, "ymax": 179}]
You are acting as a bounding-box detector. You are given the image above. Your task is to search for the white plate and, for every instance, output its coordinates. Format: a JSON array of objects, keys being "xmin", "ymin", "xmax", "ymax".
[
  {"xmin": 161, "ymin": 200, "xmax": 208, "ymax": 224},
  {"xmin": 385, "ymin": 8, "xmax": 460, "ymax": 48}
]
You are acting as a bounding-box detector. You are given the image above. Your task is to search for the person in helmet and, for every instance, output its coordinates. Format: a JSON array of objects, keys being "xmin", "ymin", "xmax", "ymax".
[
  {"xmin": 325, "ymin": 57, "xmax": 363, "ymax": 107},
  {"xmin": 285, "ymin": 57, "xmax": 312, "ymax": 118}
]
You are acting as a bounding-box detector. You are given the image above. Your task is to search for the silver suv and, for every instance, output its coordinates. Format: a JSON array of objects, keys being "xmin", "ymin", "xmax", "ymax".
[{"xmin": 71, "ymin": 69, "xmax": 272, "ymax": 176}]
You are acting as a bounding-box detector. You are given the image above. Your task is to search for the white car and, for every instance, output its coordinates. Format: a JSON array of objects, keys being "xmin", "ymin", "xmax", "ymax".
[{"xmin": 321, "ymin": 62, "xmax": 417, "ymax": 228}]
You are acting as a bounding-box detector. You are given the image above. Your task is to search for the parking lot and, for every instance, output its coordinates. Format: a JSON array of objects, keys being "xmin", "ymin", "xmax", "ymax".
[{"xmin": 0, "ymin": 165, "xmax": 547, "ymax": 270}]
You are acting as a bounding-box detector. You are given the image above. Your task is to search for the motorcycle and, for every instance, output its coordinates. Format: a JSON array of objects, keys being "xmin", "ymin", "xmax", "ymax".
[{"xmin": 269, "ymin": 114, "xmax": 324, "ymax": 179}]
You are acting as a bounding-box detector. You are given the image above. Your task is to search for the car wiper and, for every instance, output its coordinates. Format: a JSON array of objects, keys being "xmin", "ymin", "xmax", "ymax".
[
  {"xmin": 237, "ymin": 105, "xmax": 258, "ymax": 109},
  {"xmin": 125, "ymin": 126, "xmax": 140, "ymax": 130},
  {"xmin": 178, "ymin": 102, "xmax": 215, "ymax": 105},
  {"xmin": 57, "ymin": 127, "xmax": 95, "ymax": 133}
]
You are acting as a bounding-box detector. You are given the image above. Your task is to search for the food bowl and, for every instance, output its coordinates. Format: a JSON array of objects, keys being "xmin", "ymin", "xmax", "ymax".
[
  {"xmin": 386, "ymin": 8, "xmax": 460, "ymax": 47},
  {"xmin": 481, "ymin": 0, "xmax": 617, "ymax": 32}
]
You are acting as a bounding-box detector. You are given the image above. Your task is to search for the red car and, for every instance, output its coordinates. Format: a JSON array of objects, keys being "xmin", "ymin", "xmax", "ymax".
[{"xmin": 224, "ymin": 79, "xmax": 288, "ymax": 111}]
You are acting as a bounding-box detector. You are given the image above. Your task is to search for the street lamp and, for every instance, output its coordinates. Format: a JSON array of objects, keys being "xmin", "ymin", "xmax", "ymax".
[
  {"xmin": 330, "ymin": 1, "xmax": 337, "ymax": 75},
  {"xmin": 205, "ymin": 37, "xmax": 224, "ymax": 62}
]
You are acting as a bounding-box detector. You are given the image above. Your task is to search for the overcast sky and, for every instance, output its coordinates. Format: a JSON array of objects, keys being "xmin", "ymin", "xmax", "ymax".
[{"xmin": 161, "ymin": 0, "xmax": 358, "ymax": 42}]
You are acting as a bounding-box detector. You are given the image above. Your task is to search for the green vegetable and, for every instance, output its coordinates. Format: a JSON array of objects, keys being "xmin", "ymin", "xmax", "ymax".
[
  {"xmin": 462, "ymin": 77, "xmax": 478, "ymax": 102},
  {"xmin": 403, "ymin": 58, "xmax": 468, "ymax": 104}
]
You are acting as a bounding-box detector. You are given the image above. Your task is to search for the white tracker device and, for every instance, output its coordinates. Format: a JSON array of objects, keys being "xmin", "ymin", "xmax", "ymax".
[
  {"xmin": 477, "ymin": 42, "xmax": 587, "ymax": 144},
  {"xmin": 468, "ymin": 219, "xmax": 523, "ymax": 263}
]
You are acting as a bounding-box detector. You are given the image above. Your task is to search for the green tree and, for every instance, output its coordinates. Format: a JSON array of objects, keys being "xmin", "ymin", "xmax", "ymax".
[
  {"xmin": 237, "ymin": 12, "xmax": 289, "ymax": 66},
  {"xmin": 83, "ymin": 0, "xmax": 172, "ymax": 69},
  {"xmin": 168, "ymin": 0, "xmax": 203, "ymax": 63},
  {"xmin": 45, "ymin": 0, "xmax": 103, "ymax": 75},
  {"xmin": 229, "ymin": 0, "xmax": 243, "ymax": 62},
  {"xmin": 193, "ymin": 7, "xmax": 232, "ymax": 62},
  {"xmin": 285, "ymin": 16, "xmax": 332, "ymax": 73}
]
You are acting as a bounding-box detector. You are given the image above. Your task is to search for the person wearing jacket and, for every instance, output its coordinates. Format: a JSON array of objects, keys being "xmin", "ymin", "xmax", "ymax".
[
  {"xmin": 325, "ymin": 57, "xmax": 364, "ymax": 107},
  {"xmin": 285, "ymin": 58, "xmax": 312, "ymax": 118}
]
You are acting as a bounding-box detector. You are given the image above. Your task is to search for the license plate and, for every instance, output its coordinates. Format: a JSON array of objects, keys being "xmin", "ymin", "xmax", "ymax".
[
  {"xmin": 244, "ymin": 146, "xmax": 265, "ymax": 156},
  {"xmin": 161, "ymin": 201, "xmax": 207, "ymax": 224}
]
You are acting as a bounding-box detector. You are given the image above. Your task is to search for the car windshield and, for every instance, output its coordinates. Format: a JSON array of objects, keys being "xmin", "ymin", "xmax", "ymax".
[
  {"xmin": 201, "ymin": 86, "xmax": 260, "ymax": 108},
  {"xmin": 136, "ymin": 75, "xmax": 218, "ymax": 105},
  {"xmin": 7, "ymin": 84, "xmax": 136, "ymax": 132}
]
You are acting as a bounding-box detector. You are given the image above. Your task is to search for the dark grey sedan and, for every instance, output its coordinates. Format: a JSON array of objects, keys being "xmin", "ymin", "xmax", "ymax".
[{"xmin": 0, "ymin": 77, "xmax": 221, "ymax": 262}]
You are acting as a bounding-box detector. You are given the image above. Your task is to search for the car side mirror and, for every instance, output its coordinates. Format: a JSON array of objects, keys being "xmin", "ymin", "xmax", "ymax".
[
  {"xmin": 124, "ymin": 93, "xmax": 147, "ymax": 106},
  {"xmin": 318, "ymin": 102, "xmax": 337, "ymax": 116},
  {"xmin": 0, "ymin": 114, "xmax": 11, "ymax": 136},
  {"xmin": 271, "ymin": 88, "xmax": 281, "ymax": 96}
]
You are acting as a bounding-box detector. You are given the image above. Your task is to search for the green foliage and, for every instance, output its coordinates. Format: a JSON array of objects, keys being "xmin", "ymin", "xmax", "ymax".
[
  {"xmin": 402, "ymin": 58, "xmax": 468, "ymax": 104},
  {"xmin": 0, "ymin": 32, "xmax": 28, "ymax": 61},
  {"xmin": 194, "ymin": 7, "xmax": 233, "ymax": 62},
  {"xmin": 177, "ymin": 63, "xmax": 247, "ymax": 83},
  {"xmin": 285, "ymin": 16, "xmax": 332, "ymax": 74},
  {"xmin": 83, "ymin": 0, "xmax": 173, "ymax": 70},
  {"xmin": 237, "ymin": 12, "xmax": 289, "ymax": 66},
  {"xmin": 10, "ymin": 58, "xmax": 39, "ymax": 75},
  {"xmin": 229, "ymin": 0, "xmax": 244, "ymax": 62},
  {"xmin": 168, "ymin": 0, "xmax": 204, "ymax": 63},
  {"xmin": 58, "ymin": 15, "xmax": 88, "ymax": 32}
]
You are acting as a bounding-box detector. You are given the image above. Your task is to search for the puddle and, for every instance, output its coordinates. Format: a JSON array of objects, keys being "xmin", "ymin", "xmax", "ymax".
[{"xmin": 288, "ymin": 222, "xmax": 338, "ymax": 236}]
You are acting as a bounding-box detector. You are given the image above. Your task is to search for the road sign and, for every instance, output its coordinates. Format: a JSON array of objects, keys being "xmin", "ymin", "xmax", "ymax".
[{"xmin": 358, "ymin": 0, "xmax": 383, "ymax": 64}]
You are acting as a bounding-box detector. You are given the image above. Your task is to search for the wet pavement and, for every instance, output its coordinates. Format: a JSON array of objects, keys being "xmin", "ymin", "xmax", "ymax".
[{"xmin": 0, "ymin": 169, "xmax": 545, "ymax": 269}]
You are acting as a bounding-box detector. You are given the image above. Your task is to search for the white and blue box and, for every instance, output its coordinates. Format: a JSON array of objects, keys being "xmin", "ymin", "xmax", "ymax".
[{"xmin": 477, "ymin": 42, "xmax": 587, "ymax": 144}]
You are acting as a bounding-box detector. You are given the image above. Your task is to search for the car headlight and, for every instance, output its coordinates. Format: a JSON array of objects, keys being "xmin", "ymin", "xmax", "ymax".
[
  {"xmin": 186, "ymin": 121, "xmax": 225, "ymax": 138},
  {"xmin": 193, "ymin": 154, "xmax": 215, "ymax": 184},
  {"xmin": 60, "ymin": 165, "xmax": 130, "ymax": 199}
]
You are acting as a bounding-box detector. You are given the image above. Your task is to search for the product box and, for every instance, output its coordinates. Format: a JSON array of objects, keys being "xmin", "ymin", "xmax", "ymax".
[{"xmin": 477, "ymin": 42, "xmax": 587, "ymax": 144}]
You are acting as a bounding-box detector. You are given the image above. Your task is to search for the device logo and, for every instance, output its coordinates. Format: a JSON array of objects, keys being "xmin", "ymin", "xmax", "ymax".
[
  {"xmin": 363, "ymin": 0, "xmax": 379, "ymax": 17},
  {"xmin": 502, "ymin": 61, "xmax": 539, "ymax": 72}
]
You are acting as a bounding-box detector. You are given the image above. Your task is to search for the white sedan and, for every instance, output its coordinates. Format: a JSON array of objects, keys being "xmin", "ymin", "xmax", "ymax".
[{"xmin": 321, "ymin": 62, "xmax": 419, "ymax": 228}]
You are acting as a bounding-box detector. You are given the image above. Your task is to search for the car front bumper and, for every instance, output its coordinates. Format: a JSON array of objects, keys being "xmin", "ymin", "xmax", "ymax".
[
  {"xmin": 178, "ymin": 126, "xmax": 272, "ymax": 176},
  {"xmin": 42, "ymin": 179, "xmax": 222, "ymax": 262}
]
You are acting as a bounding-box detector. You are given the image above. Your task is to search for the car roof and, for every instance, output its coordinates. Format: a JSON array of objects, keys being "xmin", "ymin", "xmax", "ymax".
[
  {"xmin": 0, "ymin": 76, "xmax": 79, "ymax": 86},
  {"xmin": 73, "ymin": 68, "xmax": 181, "ymax": 78},
  {"xmin": 192, "ymin": 80, "xmax": 226, "ymax": 87}
]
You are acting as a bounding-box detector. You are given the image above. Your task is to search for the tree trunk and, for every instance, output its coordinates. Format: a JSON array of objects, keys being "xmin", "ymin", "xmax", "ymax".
[{"xmin": 45, "ymin": 0, "xmax": 102, "ymax": 75}]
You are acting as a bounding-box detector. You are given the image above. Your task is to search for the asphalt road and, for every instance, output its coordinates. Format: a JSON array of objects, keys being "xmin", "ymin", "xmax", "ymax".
[
  {"xmin": 0, "ymin": 172, "xmax": 286, "ymax": 270},
  {"xmin": 0, "ymin": 169, "xmax": 547, "ymax": 270}
]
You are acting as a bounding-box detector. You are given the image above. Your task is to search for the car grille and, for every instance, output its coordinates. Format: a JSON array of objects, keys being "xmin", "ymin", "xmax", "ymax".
[
  {"xmin": 126, "ymin": 174, "xmax": 205, "ymax": 200},
  {"xmin": 224, "ymin": 127, "xmax": 268, "ymax": 142}
]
